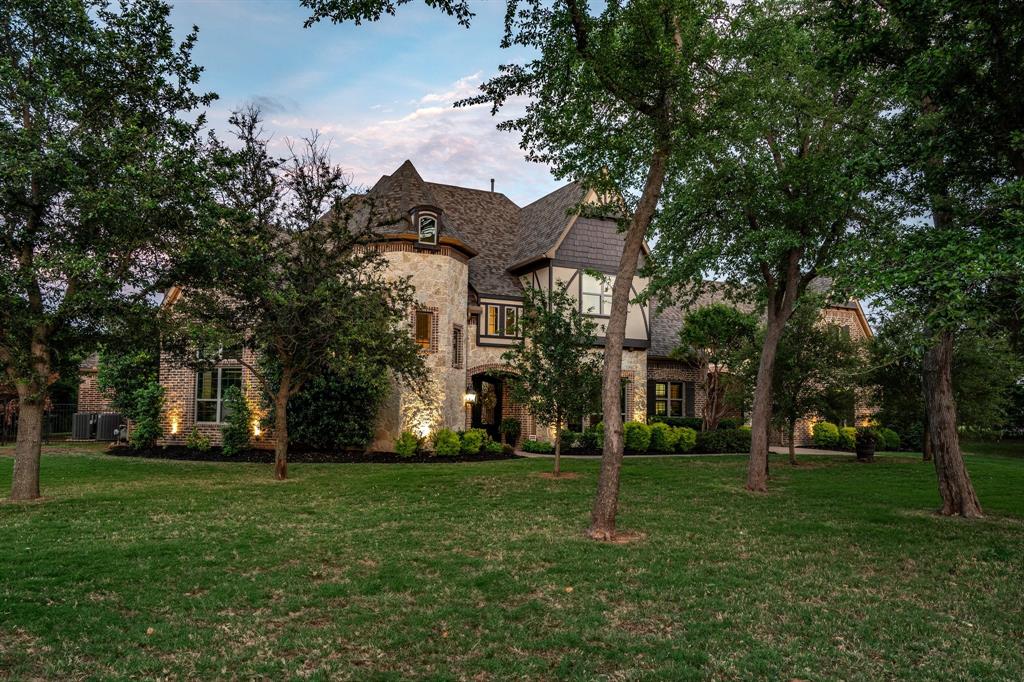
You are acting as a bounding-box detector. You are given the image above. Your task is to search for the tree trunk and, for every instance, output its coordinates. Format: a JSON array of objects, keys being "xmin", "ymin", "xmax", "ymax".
[
  {"xmin": 588, "ymin": 148, "xmax": 669, "ymax": 541},
  {"xmin": 747, "ymin": 316, "xmax": 786, "ymax": 492},
  {"xmin": 787, "ymin": 419, "xmax": 797, "ymax": 465},
  {"xmin": 922, "ymin": 421, "xmax": 933, "ymax": 462},
  {"xmin": 10, "ymin": 397, "xmax": 44, "ymax": 501},
  {"xmin": 922, "ymin": 331, "xmax": 982, "ymax": 518},
  {"xmin": 703, "ymin": 368, "xmax": 720, "ymax": 432},
  {"xmin": 553, "ymin": 420, "xmax": 561, "ymax": 478},
  {"xmin": 273, "ymin": 378, "xmax": 291, "ymax": 481}
]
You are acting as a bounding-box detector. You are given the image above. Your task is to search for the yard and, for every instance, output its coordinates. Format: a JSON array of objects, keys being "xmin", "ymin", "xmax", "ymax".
[{"xmin": 1, "ymin": 443, "xmax": 1022, "ymax": 680}]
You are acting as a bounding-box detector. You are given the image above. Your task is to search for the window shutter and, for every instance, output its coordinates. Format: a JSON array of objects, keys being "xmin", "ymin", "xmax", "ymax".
[
  {"xmin": 647, "ymin": 380, "xmax": 656, "ymax": 417},
  {"xmin": 685, "ymin": 382, "xmax": 695, "ymax": 418}
]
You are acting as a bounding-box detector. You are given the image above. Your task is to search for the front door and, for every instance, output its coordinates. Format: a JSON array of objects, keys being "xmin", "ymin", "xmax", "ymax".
[{"xmin": 471, "ymin": 374, "xmax": 503, "ymax": 442}]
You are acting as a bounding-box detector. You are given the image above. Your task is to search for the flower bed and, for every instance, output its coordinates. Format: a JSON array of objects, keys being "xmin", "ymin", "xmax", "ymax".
[{"xmin": 107, "ymin": 444, "xmax": 521, "ymax": 464}]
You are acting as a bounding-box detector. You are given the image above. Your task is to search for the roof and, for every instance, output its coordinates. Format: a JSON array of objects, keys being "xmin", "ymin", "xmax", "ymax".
[{"xmin": 510, "ymin": 182, "xmax": 587, "ymax": 268}]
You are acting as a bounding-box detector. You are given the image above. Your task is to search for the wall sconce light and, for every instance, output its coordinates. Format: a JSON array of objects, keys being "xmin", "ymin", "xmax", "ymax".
[{"xmin": 464, "ymin": 387, "xmax": 477, "ymax": 404}]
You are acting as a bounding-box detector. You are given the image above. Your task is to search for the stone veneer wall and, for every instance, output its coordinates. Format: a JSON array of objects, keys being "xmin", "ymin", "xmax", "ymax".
[{"xmin": 77, "ymin": 369, "xmax": 115, "ymax": 413}]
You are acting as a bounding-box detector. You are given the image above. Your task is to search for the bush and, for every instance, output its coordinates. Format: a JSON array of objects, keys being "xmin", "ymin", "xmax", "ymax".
[
  {"xmin": 394, "ymin": 431, "xmax": 420, "ymax": 457},
  {"xmin": 521, "ymin": 438, "xmax": 554, "ymax": 454},
  {"xmin": 623, "ymin": 421, "xmax": 652, "ymax": 453},
  {"xmin": 878, "ymin": 427, "xmax": 900, "ymax": 451},
  {"xmin": 558, "ymin": 429, "xmax": 579, "ymax": 451},
  {"xmin": 580, "ymin": 423, "xmax": 604, "ymax": 451},
  {"xmin": 648, "ymin": 422, "xmax": 677, "ymax": 453},
  {"xmin": 717, "ymin": 418, "xmax": 742, "ymax": 430},
  {"xmin": 185, "ymin": 426, "xmax": 211, "ymax": 452},
  {"xmin": 128, "ymin": 382, "xmax": 164, "ymax": 450},
  {"xmin": 856, "ymin": 426, "xmax": 879, "ymax": 449},
  {"xmin": 433, "ymin": 428, "xmax": 461, "ymax": 456},
  {"xmin": 460, "ymin": 428, "xmax": 487, "ymax": 455},
  {"xmin": 649, "ymin": 416, "xmax": 703, "ymax": 430},
  {"xmin": 812, "ymin": 421, "xmax": 840, "ymax": 448},
  {"xmin": 695, "ymin": 428, "xmax": 751, "ymax": 454},
  {"xmin": 499, "ymin": 417, "xmax": 521, "ymax": 445},
  {"xmin": 674, "ymin": 426, "xmax": 698, "ymax": 453},
  {"xmin": 220, "ymin": 387, "xmax": 252, "ymax": 456},
  {"xmin": 839, "ymin": 426, "xmax": 856, "ymax": 450},
  {"xmin": 483, "ymin": 439, "xmax": 504, "ymax": 454}
]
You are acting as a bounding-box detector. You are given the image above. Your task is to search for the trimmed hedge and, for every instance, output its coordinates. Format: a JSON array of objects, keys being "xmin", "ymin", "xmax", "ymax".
[
  {"xmin": 812, "ymin": 421, "xmax": 841, "ymax": 448},
  {"xmin": 624, "ymin": 421, "xmax": 652, "ymax": 453},
  {"xmin": 460, "ymin": 428, "xmax": 487, "ymax": 455},
  {"xmin": 433, "ymin": 428, "xmax": 461, "ymax": 457},
  {"xmin": 648, "ymin": 422, "xmax": 678, "ymax": 453},
  {"xmin": 521, "ymin": 438, "xmax": 555, "ymax": 454},
  {"xmin": 839, "ymin": 426, "xmax": 857, "ymax": 450},
  {"xmin": 649, "ymin": 415, "xmax": 704, "ymax": 430},
  {"xmin": 695, "ymin": 428, "xmax": 751, "ymax": 454},
  {"xmin": 878, "ymin": 427, "xmax": 900, "ymax": 451},
  {"xmin": 674, "ymin": 426, "xmax": 697, "ymax": 453},
  {"xmin": 395, "ymin": 431, "xmax": 419, "ymax": 457}
]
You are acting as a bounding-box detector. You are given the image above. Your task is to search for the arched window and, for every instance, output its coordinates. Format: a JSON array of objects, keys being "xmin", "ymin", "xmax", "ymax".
[{"xmin": 418, "ymin": 214, "xmax": 438, "ymax": 245}]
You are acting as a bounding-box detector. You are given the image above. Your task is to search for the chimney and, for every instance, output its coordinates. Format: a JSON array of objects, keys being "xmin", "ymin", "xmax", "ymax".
[{"xmin": 490, "ymin": 178, "xmax": 495, "ymax": 193}]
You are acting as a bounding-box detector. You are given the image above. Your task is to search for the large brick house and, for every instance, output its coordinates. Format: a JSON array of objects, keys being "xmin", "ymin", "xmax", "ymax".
[{"xmin": 156, "ymin": 160, "xmax": 872, "ymax": 450}]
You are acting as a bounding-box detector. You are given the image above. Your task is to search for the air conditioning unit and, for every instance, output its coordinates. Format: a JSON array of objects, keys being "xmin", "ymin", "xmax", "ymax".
[
  {"xmin": 72, "ymin": 413, "xmax": 97, "ymax": 440},
  {"xmin": 95, "ymin": 413, "xmax": 123, "ymax": 441}
]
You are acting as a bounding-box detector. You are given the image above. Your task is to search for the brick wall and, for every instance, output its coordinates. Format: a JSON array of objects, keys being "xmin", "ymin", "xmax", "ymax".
[
  {"xmin": 646, "ymin": 359, "xmax": 706, "ymax": 420},
  {"xmin": 77, "ymin": 370, "xmax": 115, "ymax": 413}
]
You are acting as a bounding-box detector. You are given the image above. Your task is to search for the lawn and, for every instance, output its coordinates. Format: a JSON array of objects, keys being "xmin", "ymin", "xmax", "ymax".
[{"xmin": 1, "ymin": 443, "xmax": 1022, "ymax": 681}]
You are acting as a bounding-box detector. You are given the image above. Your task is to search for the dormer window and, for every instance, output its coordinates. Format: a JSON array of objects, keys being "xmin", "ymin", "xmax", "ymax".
[{"xmin": 417, "ymin": 213, "xmax": 438, "ymax": 245}]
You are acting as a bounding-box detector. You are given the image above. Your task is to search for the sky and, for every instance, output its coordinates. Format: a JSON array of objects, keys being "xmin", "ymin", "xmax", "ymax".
[{"xmin": 168, "ymin": 0, "xmax": 562, "ymax": 206}]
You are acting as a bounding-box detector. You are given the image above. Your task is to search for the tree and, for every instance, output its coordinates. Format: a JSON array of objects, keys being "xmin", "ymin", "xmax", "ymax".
[
  {"xmin": 503, "ymin": 285, "xmax": 602, "ymax": 477},
  {"xmin": 305, "ymin": 0, "xmax": 726, "ymax": 539},
  {"xmin": 829, "ymin": 0, "xmax": 1024, "ymax": 517},
  {"xmin": 768, "ymin": 297, "xmax": 863, "ymax": 464},
  {"xmin": 166, "ymin": 109, "xmax": 427, "ymax": 480},
  {"xmin": 0, "ymin": 0, "xmax": 214, "ymax": 500},
  {"xmin": 650, "ymin": 0, "xmax": 894, "ymax": 491},
  {"xmin": 674, "ymin": 303, "xmax": 758, "ymax": 432}
]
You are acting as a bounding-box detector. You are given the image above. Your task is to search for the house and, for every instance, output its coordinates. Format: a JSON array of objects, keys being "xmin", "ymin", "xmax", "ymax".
[{"xmin": 156, "ymin": 160, "xmax": 872, "ymax": 450}]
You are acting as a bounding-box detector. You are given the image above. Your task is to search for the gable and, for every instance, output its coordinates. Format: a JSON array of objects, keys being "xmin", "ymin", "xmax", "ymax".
[{"xmin": 554, "ymin": 216, "xmax": 645, "ymax": 272}]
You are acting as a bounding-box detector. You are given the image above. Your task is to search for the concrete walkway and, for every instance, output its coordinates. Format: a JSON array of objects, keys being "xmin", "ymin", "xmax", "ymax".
[{"xmin": 516, "ymin": 446, "xmax": 851, "ymax": 459}]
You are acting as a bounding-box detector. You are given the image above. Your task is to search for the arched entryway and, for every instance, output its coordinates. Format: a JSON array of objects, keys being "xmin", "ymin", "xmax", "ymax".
[{"xmin": 470, "ymin": 372, "xmax": 503, "ymax": 442}]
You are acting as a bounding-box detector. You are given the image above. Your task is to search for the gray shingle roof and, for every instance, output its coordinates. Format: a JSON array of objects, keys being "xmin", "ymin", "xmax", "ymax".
[{"xmin": 510, "ymin": 182, "xmax": 586, "ymax": 268}]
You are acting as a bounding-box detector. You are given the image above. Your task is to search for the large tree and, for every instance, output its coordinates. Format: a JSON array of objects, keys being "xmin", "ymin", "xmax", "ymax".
[
  {"xmin": 0, "ymin": 0, "xmax": 214, "ymax": 500},
  {"xmin": 166, "ymin": 109, "xmax": 426, "ymax": 480},
  {"xmin": 830, "ymin": 0, "xmax": 1024, "ymax": 517},
  {"xmin": 305, "ymin": 0, "xmax": 725, "ymax": 540},
  {"xmin": 674, "ymin": 302, "xmax": 758, "ymax": 432},
  {"xmin": 503, "ymin": 284, "xmax": 602, "ymax": 477},
  {"xmin": 650, "ymin": 0, "xmax": 893, "ymax": 491}
]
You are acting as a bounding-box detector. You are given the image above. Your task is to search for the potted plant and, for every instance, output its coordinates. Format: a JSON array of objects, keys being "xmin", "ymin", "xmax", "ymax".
[{"xmin": 855, "ymin": 426, "xmax": 877, "ymax": 462}]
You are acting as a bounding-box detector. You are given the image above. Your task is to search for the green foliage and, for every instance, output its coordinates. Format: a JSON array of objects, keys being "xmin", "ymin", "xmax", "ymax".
[
  {"xmin": 394, "ymin": 432, "xmax": 420, "ymax": 458},
  {"xmin": 521, "ymin": 439, "xmax": 554, "ymax": 454},
  {"xmin": 580, "ymin": 424, "xmax": 603, "ymax": 452},
  {"xmin": 559, "ymin": 430, "xmax": 579, "ymax": 451},
  {"xmin": 220, "ymin": 387, "xmax": 251, "ymax": 457},
  {"xmin": 279, "ymin": 364, "xmax": 389, "ymax": 450},
  {"xmin": 695, "ymin": 429, "xmax": 752, "ymax": 454},
  {"xmin": 502, "ymin": 286, "xmax": 602, "ymax": 442},
  {"xmin": 856, "ymin": 427, "xmax": 879, "ymax": 449},
  {"xmin": 650, "ymin": 416, "xmax": 704, "ymax": 431},
  {"xmin": 433, "ymin": 429, "xmax": 460, "ymax": 457},
  {"xmin": 460, "ymin": 428, "xmax": 487, "ymax": 456},
  {"xmin": 623, "ymin": 422, "xmax": 651, "ymax": 453},
  {"xmin": 674, "ymin": 427, "xmax": 698, "ymax": 453},
  {"xmin": 185, "ymin": 427, "xmax": 211, "ymax": 453},
  {"xmin": 648, "ymin": 422, "xmax": 678, "ymax": 453},
  {"xmin": 839, "ymin": 427, "xmax": 857, "ymax": 451},
  {"xmin": 483, "ymin": 440, "xmax": 504, "ymax": 455},
  {"xmin": 128, "ymin": 383, "xmax": 164, "ymax": 450},
  {"xmin": 812, "ymin": 422, "xmax": 840, "ymax": 449},
  {"xmin": 877, "ymin": 428, "xmax": 900, "ymax": 452},
  {"xmin": 97, "ymin": 347, "xmax": 160, "ymax": 421},
  {"xmin": 499, "ymin": 418, "xmax": 521, "ymax": 445}
]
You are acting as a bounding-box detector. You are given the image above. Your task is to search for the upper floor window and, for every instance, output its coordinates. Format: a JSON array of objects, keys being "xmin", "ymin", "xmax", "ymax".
[
  {"xmin": 196, "ymin": 367, "xmax": 242, "ymax": 423},
  {"xmin": 417, "ymin": 214, "xmax": 438, "ymax": 245},
  {"xmin": 415, "ymin": 310, "xmax": 434, "ymax": 349},
  {"xmin": 481, "ymin": 303, "xmax": 523, "ymax": 339},
  {"xmin": 452, "ymin": 325, "xmax": 464, "ymax": 368},
  {"xmin": 581, "ymin": 272, "xmax": 613, "ymax": 316}
]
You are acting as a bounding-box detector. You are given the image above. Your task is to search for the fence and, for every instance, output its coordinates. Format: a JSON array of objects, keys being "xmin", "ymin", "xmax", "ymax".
[{"xmin": 0, "ymin": 403, "xmax": 76, "ymax": 446}]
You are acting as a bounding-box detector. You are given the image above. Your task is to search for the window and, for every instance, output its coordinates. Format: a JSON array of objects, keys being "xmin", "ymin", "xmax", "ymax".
[
  {"xmin": 195, "ymin": 367, "xmax": 242, "ymax": 423},
  {"xmin": 415, "ymin": 310, "xmax": 433, "ymax": 349},
  {"xmin": 417, "ymin": 214, "xmax": 438, "ymax": 245},
  {"xmin": 650, "ymin": 381, "xmax": 689, "ymax": 418},
  {"xmin": 588, "ymin": 383, "xmax": 629, "ymax": 426},
  {"xmin": 581, "ymin": 272, "xmax": 613, "ymax": 316},
  {"xmin": 486, "ymin": 304, "xmax": 500, "ymax": 336},
  {"xmin": 481, "ymin": 303, "xmax": 523, "ymax": 339},
  {"xmin": 452, "ymin": 325, "xmax": 464, "ymax": 368},
  {"xmin": 503, "ymin": 307, "xmax": 519, "ymax": 337}
]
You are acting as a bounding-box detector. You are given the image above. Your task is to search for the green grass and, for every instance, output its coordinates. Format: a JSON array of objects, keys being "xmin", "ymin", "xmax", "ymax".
[{"xmin": 1, "ymin": 442, "xmax": 1022, "ymax": 680}]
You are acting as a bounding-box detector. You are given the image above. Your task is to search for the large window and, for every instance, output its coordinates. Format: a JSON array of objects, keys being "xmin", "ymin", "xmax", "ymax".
[
  {"xmin": 481, "ymin": 303, "xmax": 523, "ymax": 339},
  {"xmin": 581, "ymin": 272, "xmax": 613, "ymax": 316},
  {"xmin": 649, "ymin": 381, "xmax": 692, "ymax": 418},
  {"xmin": 196, "ymin": 367, "xmax": 242, "ymax": 423}
]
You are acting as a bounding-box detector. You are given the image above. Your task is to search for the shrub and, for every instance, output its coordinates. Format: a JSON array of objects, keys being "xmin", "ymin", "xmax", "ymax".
[
  {"xmin": 581, "ymin": 423, "xmax": 604, "ymax": 451},
  {"xmin": 674, "ymin": 426, "xmax": 698, "ymax": 453},
  {"xmin": 394, "ymin": 431, "xmax": 419, "ymax": 457},
  {"xmin": 128, "ymin": 382, "xmax": 164, "ymax": 450},
  {"xmin": 433, "ymin": 428, "xmax": 461, "ymax": 456},
  {"xmin": 648, "ymin": 422, "xmax": 677, "ymax": 453},
  {"xmin": 856, "ymin": 426, "xmax": 879, "ymax": 449},
  {"xmin": 460, "ymin": 428, "xmax": 487, "ymax": 455},
  {"xmin": 839, "ymin": 426, "xmax": 856, "ymax": 450},
  {"xmin": 559, "ymin": 429, "xmax": 579, "ymax": 451},
  {"xmin": 649, "ymin": 416, "xmax": 703, "ymax": 430},
  {"xmin": 695, "ymin": 428, "xmax": 751, "ymax": 454},
  {"xmin": 717, "ymin": 418, "xmax": 742, "ymax": 430},
  {"xmin": 878, "ymin": 427, "xmax": 900, "ymax": 451},
  {"xmin": 220, "ymin": 387, "xmax": 252, "ymax": 456},
  {"xmin": 483, "ymin": 439, "xmax": 504, "ymax": 454},
  {"xmin": 499, "ymin": 417, "xmax": 522, "ymax": 445},
  {"xmin": 812, "ymin": 421, "xmax": 840, "ymax": 448},
  {"xmin": 623, "ymin": 421, "xmax": 652, "ymax": 453},
  {"xmin": 521, "ymin": 438, "xmax": 554, "ymax": 454},
  {"xmin": 185, "ymin": 426, "xmax": 211, "ymax": 452}
]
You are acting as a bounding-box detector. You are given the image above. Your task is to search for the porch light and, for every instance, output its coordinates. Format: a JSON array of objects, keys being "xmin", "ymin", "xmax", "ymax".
[{"xmin": 464, "ymin": 387, "xmax": 477, "ymax": 404}]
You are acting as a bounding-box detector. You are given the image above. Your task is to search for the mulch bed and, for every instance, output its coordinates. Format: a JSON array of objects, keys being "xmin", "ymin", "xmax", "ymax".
[{"xmin": 106, "ymin": 445, "xmax": 522, "ymax": 464}]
